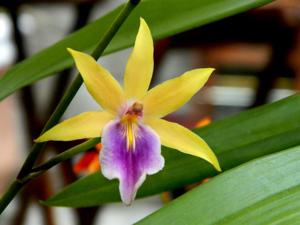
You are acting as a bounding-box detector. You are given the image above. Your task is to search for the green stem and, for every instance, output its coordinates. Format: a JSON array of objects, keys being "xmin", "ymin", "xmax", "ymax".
[
  {"xmin": 0, "ymin": 181, "xmax": 23, "ymax": 213},
  {"xmin": 32, "ymin": 138, "xmax": 100, "ymax": 173},
  {"xmin": 18, "ymin": 0, "xmax": 139, "ymax": 179},
  {"xmin": 19, "ymin": 138, "xmax": 101, "ymax": 184},
  {"xmin": 0, "ymin": 139, "xmax": 100, "ymax": 212},
  {"xmin": 0, "ymin": 0, "xmax": 140, "ymax": 215}
]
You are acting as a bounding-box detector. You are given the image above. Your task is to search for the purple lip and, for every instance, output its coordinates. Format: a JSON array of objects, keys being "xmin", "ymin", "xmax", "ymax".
[{"xmin": 100, "ymin": 120, "xmax": 164, "ymax": 204}]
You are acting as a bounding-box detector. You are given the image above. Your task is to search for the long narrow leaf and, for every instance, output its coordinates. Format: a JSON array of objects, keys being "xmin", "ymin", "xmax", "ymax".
[
  {"xmin": 0, "ymin": 0, "xmax": 272, "ymax": 101},
  {"xmin": 137, "ymin": 145, "xmax": 300, "ymax": 225},
  {"xmin": 44, "ymin": 95, "xmax": 300, "ymax": 207}
]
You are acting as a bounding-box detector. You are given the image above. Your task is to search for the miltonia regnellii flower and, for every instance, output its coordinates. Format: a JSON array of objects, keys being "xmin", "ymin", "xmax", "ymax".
[{"xmin": 36, "ymin": 18, "xmax": 221, "ymax": 205}]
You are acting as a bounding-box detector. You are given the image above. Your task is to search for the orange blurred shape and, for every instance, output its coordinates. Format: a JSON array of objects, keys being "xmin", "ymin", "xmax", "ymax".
[
  {"xmin": 194, "ymin": 116, "xmax": 211, "ymax": 128},
  {"xmin": 94, "ymin": 143, "xmax": 102, "ymax": 152},
  {"xmin": 73, "ymin": 143, "xmax": 102, "ymax": 174},
  {"xmin": 161, "ymin": 192, "xmax": 172, "ymax": 203}
]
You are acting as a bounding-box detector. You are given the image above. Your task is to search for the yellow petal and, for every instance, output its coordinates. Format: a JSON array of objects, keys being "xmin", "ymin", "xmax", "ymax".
[
  {"xmin": 142, "ymin": 68, "xmax": 214, "ymax": 118},
  {"xmin": 68, "ymin": 48, "xmax": 125, "ymax": 114},
  {"xmin": 124, "ymin": 18, "xmax": 154, "ymax": 100},
  {"xmin": 35, "ymin": 111, "xmax": 113, "ymax": 142},
  {"xmin": 145, "ymin": 118, "xmax": 221, "ymax": 171}
]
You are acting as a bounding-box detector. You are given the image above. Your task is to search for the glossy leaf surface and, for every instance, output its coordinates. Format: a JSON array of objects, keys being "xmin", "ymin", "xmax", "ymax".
[
  {"xmin": 0, "ymin": 0, "xmax": 272, "ymax": 101},
  {"xmin": 137, "ymin": 146, "xmax": 300, "ymax": 225},
  {"xmin": 44, "ymin": 95, "xmax": 300, "ymax": 207}
]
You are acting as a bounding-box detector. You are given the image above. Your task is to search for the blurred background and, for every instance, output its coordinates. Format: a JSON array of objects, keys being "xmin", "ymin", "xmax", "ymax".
[{"xmin": 0, "ymin": 0, "xmax": 299, "ymax": 224}]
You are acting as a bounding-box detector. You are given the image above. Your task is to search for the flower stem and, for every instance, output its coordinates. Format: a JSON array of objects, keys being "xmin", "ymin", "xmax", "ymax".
[
  {"xmin": 0, "ymin": 138, "xmax": 100, "ymax": 213},
  {"xmin": 0, "ymin": 0, "xmax": 140, "ymax": 215},
  {"xmin": 23, "ymin": 138, "xmax": 101, "ymax": 182},
  {"xmin": 18, "ymin": 0, "xmax": 140, "ymax": 180},
  {"xmin": 32, "ymin": 138, "xmax": 101, "ymax": 173},
  {"xmin": 0, "ymin": 181, "xmax": 23, "ymax": 214}
]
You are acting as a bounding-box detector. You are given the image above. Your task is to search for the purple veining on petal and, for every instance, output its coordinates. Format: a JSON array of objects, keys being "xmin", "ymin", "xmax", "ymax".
[{"xmin": 100, "ymin": 120, "xmax": 164, "ymax": 205}]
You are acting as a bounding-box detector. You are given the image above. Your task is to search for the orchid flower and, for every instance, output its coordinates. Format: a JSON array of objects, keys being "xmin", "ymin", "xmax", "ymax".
[{"xmin": 36, "ymin": 18, "xmax": 221, "ymax": 205}]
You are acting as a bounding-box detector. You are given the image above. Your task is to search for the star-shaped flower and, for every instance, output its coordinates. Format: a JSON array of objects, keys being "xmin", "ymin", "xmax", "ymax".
[{"xmin": 36, "ymin": 18, "xmax": 221, "ymax": 205}]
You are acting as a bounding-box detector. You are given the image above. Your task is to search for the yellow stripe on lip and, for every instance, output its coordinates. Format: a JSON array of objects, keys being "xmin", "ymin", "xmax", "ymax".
[
  {"xmin": 126, "ymin": 120, "xmax": 136, "ymax": 151},
  {"xmin": 121, "ymin": 102, "xmax": 143, "ymax": 151},
  {"xmin": 121, "ymin": 115, "xmax": 138, "ymax": 151}
]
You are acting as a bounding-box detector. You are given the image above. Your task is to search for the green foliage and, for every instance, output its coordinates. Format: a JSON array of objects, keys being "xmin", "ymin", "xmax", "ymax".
[
  {"xmin": 137, "ymin": 146, "xmax": 300, "ymax": 225},
  {"xmin": 3, "ymin": 0, "xmax": 295, "ymax": 224},
  {"xmin": 0, "ymin": 0, "xmax": 272, "ymax": 101},
  {"xmin": 44, "ymin": 95, "xmax": 300, "ymax": 207}
]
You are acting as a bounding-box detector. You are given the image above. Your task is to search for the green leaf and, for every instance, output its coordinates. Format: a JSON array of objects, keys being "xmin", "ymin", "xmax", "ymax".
[
  {"xmin": 137, "ymin": 145, "xmax": 300, "ymax": 225},
  {"xmin": 44, "ymin": 95, "xmax": 300, "ymax": 207},
  {"xmin": 0, "ymin": 0, "xmax": 273, "ymax": 101}
]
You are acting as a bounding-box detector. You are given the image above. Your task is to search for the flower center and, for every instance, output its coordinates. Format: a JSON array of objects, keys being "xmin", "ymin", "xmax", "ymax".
[
  {"xmin": 125, "ymin": 102, "xmax": 143, "ymax": 117},
  {"xmin": 121, "ymin": 102, "xmax": 143, "ymax": 151}
]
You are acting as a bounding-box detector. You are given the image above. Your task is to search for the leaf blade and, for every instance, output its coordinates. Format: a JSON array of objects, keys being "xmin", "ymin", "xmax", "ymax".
[
  {"xmin": 44, "ymin": 95, "xmax": 300, "ymax": 207},
  {"xmin": 0, "ymin": 0, "xmax": 273, "ymax": 101},
  {"xmin": 137, "ymin": 146, "xmax": 300, "ymax": 225}
]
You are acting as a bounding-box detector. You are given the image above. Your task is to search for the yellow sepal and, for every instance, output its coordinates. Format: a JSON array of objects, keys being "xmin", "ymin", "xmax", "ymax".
[
  {"xmin": 142, "ymin": 68, "xmax": 214, "ymax": 118},
  {"xmin": 124, "ymin": 18, "xmax": 154, "ymax": 100},
  {"xmin": 35, "ymin": 111, "xmax": 113, "ymax": 142},
  {"xmin": 145, "ymin": 118, "xmax": 221, "ymax": 171},
  {"xmin": 68, "ymin": 48, "xmax": 125, "ymax": 114}
]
